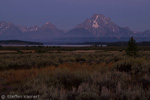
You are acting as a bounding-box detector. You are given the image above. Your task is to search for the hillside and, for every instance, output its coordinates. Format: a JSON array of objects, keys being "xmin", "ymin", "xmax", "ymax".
[{"xmin": 0, "ymin": 40, "xmax": 43, "ymax": 45}]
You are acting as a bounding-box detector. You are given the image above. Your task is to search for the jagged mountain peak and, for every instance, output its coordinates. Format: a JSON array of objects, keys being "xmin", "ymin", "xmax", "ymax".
[
  {"xmin": 75, "ymin": 14, "xmax": 121, "ymax": 37},
  {"xmin": 0, "ymin": 21, "xmax": 63, "ymax": 41},
  {"xmin": 45, "ymin": 22, "xmax": 52, "ymax": 25},
  {"xmin": 44, "ymin": 22, "xmax": 56, "ymax": 26},
  {"xmin": 143, "ymin": 30, "xmax": 150, "ymax": 33},
  {"xmin": 76, "ymin": 14, "xmax": 115, "ymax": 29},
  {"xmin": 92, "ymin": 14, "xmax": 111, "ymax": 23},
  {"xmin": 0, "ymin": 21, "xmax": 14, "ymax": 27},
  {"xmin": 41, "ymin": 22, "xmax": 58, "ymax": 29}
]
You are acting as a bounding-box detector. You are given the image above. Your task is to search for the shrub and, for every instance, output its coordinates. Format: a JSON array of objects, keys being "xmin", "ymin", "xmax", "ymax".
[
  {"xmin": 76, "ymin": 92, "xmax": 99, "ymax": 100},
  {"xmin": 138, "ymin": 78, "xmax": 150, "ymax": 90},
  {"xmin": 113, "ymin": 58, "xmax": 150, "ymax": 76},
  {"xmin": 113, "ymin": 60, "xmax": 132, "ymax": 72},
  {"xmin": 51, "ymin": 69, "xmax": 85, "ymax": 89}
]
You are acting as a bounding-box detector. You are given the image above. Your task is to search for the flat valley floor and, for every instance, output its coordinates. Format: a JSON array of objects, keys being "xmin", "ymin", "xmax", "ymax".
[{"xmin": 0, "ymin": 46, "xmax": 150, "ymax": 100}]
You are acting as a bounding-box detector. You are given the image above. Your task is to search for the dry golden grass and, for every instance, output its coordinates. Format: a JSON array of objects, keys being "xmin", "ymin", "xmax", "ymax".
[
  {"xmin": 0, "ymin": 67, "xmax": 54, "ymax": 84},
  {"xmin": 48, "ymin": 50, "xmax": 104, "ymax": 53},
  {"xmin": 0, "ymin": 50, "xmax": 17, "ymax": 53},
  {"xmin": 0, "ymin": 62, "xmax": 112, "ymax": 89},
  {"xmin": 21, "ymin": 50, "xmax": 35, "ymax": 53},
  {"xmin": 0, "ymin": 66, "xmax": 57, "ymax": 93}
]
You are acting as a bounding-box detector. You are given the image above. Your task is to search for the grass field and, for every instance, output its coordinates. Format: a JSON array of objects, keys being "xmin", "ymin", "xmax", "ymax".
[{"xmin": 0, "ymin": 46, "xmax": 150, "ymax": 100}]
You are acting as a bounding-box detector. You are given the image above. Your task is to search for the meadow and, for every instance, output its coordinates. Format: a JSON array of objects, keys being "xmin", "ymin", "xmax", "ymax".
[{"xmin": 0, "ymin": 46, "xmax": 150, "ymax": 100}]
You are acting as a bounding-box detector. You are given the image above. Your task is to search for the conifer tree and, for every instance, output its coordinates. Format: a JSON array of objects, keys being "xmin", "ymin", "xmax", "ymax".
[{"xmin": 126, "ymin": 37, "xmax": 138, "ymax": 56}]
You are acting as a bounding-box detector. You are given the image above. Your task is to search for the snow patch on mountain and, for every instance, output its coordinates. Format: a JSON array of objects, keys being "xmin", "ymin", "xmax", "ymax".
[{"xmin": 92, "ymin": 15, "xmax": 99, "ymax": 28}]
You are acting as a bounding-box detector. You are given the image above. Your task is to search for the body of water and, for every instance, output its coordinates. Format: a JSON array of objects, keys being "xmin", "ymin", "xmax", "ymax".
[{"xmin": 0, "ymin": 44, "xmax": 93, "ymax": 47}]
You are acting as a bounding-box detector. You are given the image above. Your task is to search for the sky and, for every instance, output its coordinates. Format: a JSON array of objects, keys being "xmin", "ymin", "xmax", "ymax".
[{"xmin": 0, "ymin": 0, "xmax": 150, "ymax": 31}]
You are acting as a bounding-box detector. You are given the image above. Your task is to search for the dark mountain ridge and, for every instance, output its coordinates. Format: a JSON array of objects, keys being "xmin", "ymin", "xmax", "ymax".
[
  {"xmin": 0, "ymin": 40, "xmax": 43, "ymax": 45},
  {"xmin": 0, "ymin": 21, "xmax": 63, "ymax": 42},
  {"xmin": 0, "ymin": 14, "xmax": 149, "ymax": 43}
]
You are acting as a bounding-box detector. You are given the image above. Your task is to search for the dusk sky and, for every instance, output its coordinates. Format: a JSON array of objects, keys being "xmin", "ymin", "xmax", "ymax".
[{"xmin": 0, "ymin": 0, "xmax": 150, "ymax": 31}]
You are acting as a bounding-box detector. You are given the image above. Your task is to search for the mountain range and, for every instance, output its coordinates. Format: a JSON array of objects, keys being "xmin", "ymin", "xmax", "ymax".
[{"xmin": 0, "ymin": 14, "xmax": 150, "ymax": 43}]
